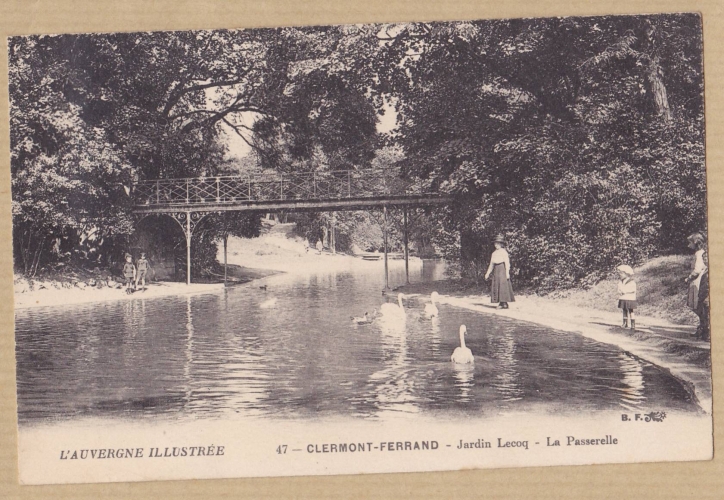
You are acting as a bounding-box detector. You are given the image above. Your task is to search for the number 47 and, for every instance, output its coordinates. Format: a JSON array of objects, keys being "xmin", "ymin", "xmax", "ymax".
[{"xmin": 276, "ymin": 445, "xmax": 287, "ymax": 454}]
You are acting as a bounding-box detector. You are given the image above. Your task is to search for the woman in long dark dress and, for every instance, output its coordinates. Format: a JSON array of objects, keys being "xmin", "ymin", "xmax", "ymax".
[
  {"xmin": 685, "ymin": 232, "xmax": 707, "ymax": 337},
  {"xmin": 484, "ymin": 235, "xmax": 515, "ymax": 309},
  {"xmin": 696, "ymin": 251, "xmax": 710, "ymax": 341}
]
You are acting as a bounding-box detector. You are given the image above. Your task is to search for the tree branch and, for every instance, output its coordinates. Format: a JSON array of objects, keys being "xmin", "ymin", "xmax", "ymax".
[
  {"xmin": 180, "ymin": 103, "xmax": 268, "ymax": 134},
  {"xmin": 161, "ymin": 70, "xmax": 253, "ymax": 117},
  {"xmin": 222, "ymin": 117, "xmax": 256, "ymax": 150},
  {"xmin": 168, "ymin": 109, "xmax": 217, "ymax": 120}
]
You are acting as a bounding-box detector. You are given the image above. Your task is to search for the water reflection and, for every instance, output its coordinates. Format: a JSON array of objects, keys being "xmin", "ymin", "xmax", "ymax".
[
  {"xmin": 14, "ymin": 260, "xmax": 700, "ymax": 424},
  {"xmin": 184, "ymin": 295, "xmax": 194, "ymax": 405},
  {"xmin": 185, "ymin": 308, "xmax": 270, "ymax": 418},
  {"xmin": 490, "ymin": 330, "xmax": 523, "ymax": 402},
  {"xmin": 452, "ymin": 364, "xmax": 475, "ymax": 403},
  {"xmin": 429, "ymin": 317, "xmax": 442, "ymax": 358},
  {"xmin": 367, "ymin": 326, "xmax": 418, "ymax": 418},
  {"xmin": 617, "ymin": 352, "xmax": 646, "ymax": 412}
]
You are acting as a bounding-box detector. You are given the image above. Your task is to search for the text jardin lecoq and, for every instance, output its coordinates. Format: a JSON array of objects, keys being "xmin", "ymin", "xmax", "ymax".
[{"xmin": 59, "ymin": 445, "xmax": 224, "ymax": 460}]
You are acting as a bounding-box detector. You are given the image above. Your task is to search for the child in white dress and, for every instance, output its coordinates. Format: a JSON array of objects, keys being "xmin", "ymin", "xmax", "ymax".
[{"xmin": 617, "ymin": 265, "xmax": 637, "ymax": 330}]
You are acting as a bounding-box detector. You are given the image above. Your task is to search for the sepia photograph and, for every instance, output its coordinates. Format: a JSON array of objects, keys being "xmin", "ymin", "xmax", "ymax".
[{"xmin": 8, "ymin": 12, "xmax": 713, "ymax": 484}]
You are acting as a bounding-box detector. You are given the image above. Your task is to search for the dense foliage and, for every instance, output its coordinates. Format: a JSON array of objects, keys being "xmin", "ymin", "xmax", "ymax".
[
  {"xmin": 377, "ymin": 15, "xmax": 706, "ymax": 290},
  {"xmin": 9, "ymin": 15, "xmax": 707, "ymax": 290},
  {"xmin": 9, "ymin": 27, "xmax": 379, "ymax": 276}
]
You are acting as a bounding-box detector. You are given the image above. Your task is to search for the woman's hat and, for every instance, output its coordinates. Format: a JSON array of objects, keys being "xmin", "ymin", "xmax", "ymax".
[
  {"xmin": 617, "ymin": 264, "xmax": 634, "ymax": 276},
  {"xmin": 125, "ymin": 253, "xmax": 132, "ymax": 259},
  {"xmin": 493, "ymin": 234, "xmax": 506, "ymax": 244}
]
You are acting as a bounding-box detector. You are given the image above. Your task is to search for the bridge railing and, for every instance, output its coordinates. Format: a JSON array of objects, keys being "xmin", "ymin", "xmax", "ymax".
[{"xmin": 132, "ymin": 170, "xmax": 430, "ymax": 206}]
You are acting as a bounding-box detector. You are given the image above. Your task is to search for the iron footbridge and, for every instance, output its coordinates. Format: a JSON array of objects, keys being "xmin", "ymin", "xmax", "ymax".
[
  {"xmin": 130, "ymin": 170, "xmax": 452, "ymax": 285},
  {"xmin": 132, "ymin": 170, "xmax": 451, "ymax": 213}
]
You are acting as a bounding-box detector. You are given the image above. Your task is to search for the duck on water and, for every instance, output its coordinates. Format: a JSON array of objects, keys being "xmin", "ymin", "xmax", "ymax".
[{"xmin": 351, "ymin": 310, "xmax": 377, "ymax": 325}]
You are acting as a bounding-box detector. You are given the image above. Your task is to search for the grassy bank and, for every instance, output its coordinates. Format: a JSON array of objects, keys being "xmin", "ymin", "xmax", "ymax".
[
  {"xmin": 411, "ymin": 255, "xmax": 697, "ymax": 326},
  {"xmin": 545, "ymin": 255, "xmax": 697, "ymax": 325}
]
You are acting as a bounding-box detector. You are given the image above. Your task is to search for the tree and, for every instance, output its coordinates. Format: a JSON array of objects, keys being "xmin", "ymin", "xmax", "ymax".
[
  {"xmin": 9, "ymin": 26, "xmax": 383, "ymax": 275},
  {"xmin": 376, "ymin": 14, "xmax": 705, "ymax": 290},
  {"xmin": 9, "ymin": 37, "xmax": 134, "ymax": 274}
]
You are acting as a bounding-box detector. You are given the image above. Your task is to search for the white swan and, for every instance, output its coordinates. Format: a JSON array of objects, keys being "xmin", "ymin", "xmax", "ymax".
[
  {"xmin": 380, "ymin": 293, "xmax": 406, "ymax": 321},
  {"xmin": 451, "ymin": 325, "xmax": 474, "ymax": 364},
  {"xmin": 259, "ymin": 297, "xmax": 277, "ymax": 309},
  {"xmin": 423, "ymin": 291, "xmax": 439, "ymax": 319}
]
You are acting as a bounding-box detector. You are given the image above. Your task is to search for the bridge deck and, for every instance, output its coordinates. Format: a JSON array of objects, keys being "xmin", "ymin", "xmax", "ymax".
[
  {"xmin": 133, "ymin": 195, "xmax": 452, "ymax": 213},
  {"xmin": 131, "ymin": 171, "xmax": 450, "ymax": 213}
]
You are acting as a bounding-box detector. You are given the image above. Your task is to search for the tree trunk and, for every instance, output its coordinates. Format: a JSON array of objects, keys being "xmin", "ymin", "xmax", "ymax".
[
  {"xmin": 642, "ymin": 21, "xmax": 672, "ymax": 123},
  {"xmin": 647, "ymin": 61, "xmax": 672, "ymax": 123},
  {"xmin": 31, "ymin": 237, "xmax": 45, "ymax": 277},
  {"xmin": 18, "ymin": 229, "xmax": 47, "ymax": 277},
  {"xmin": 21, "ymin": 230, "xmax": 31, "ymax": 275},
  {"xmin": 460, "ymin": 229, "xmax": 486, "ymax": 285}
]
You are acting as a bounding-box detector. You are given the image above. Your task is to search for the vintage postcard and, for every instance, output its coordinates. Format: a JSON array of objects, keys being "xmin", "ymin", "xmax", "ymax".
[{"xmin": 8, "ymin": 13, "xmax": 712, "ymax": 484}]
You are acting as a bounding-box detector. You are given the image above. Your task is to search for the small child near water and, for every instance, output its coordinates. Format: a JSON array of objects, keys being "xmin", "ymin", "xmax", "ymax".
[
  {"xmin": 617, "ymin": 265, "xmax": 637, "ymax": 330},
  {"xmin": 123, "ymin": 253, "xmax": 136, "ymax": 295},
  {"xmin": 135, "ymin": 252, "xmax": 150, "ymax": 292}
]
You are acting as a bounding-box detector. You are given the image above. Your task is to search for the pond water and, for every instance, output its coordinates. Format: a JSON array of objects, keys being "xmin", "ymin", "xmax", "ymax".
[{"xmin": 15, "ymin": 260, "xmax": 700, "ymax": 424}]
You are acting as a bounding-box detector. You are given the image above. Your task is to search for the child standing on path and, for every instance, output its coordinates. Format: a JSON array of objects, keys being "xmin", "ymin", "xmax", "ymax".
[
  {"xmin": 617, "ymin": 265, "xmax": 637, "ymax": 330},
  {"xmin": 123, "ymin": 253, "xmax": 136, "ymax": 295},
  {"xmin": 135, "ymin": 252, "xmax": 150, "ymax": 292}
]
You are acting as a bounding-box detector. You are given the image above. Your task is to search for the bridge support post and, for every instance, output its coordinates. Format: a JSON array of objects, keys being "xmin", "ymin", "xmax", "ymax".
[
  {"xmin": 223, "ymin": 235, "xmax": 228, "ymax": 287},
  {"xmin": 171, "ymin": 211, "xmax": 211, "ymax": 286},
  {"xmin": 403, "ymin": 208, "xmax": 409, "ymax": 285},
  {"xmin": 383, "ymin": 205, "xmax": 389, "ymax": 289},
  {"xmin": 186, "ymin": 212, "xmax": 191, "ymax": 285}
]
